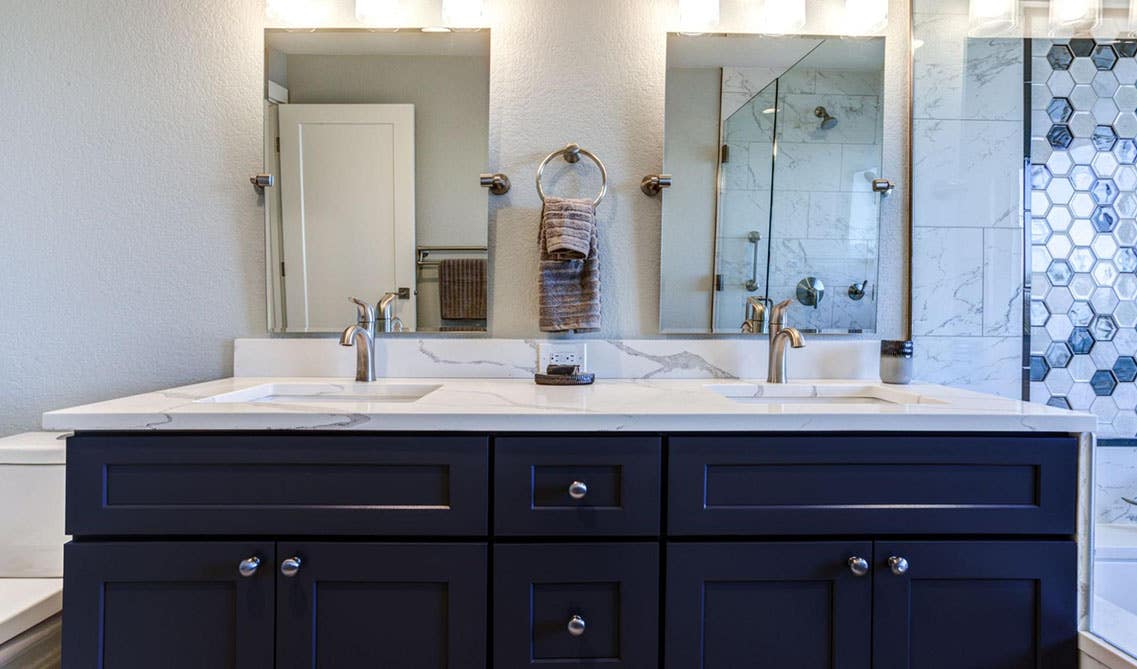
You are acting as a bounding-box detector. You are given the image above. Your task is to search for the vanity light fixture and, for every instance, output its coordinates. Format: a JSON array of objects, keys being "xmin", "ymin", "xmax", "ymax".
[
  {"xmin": 441, "ymin": 0, "xmax": 485, "ymax": 27},
  {"xmin": 678, "ymin": 0, "xmax": 720, "ymax": 34},
  {"xmin": 758, "ymin": 0, "xmax": 806, "ymax": 34},
  {"xmin": 1049, "ymin": 0, "xmax": 1101, "ymax": 35},
  {"xmin": 844, "ymin": 0, "xmax": 888, "ymax": 35},
  {"xmin": 265, "ymin": 0, "xmax": 328, "ymax": 26},
  {"xmin": 968, "ymin": 0, "xmax": 1019, "ymax": 37}
]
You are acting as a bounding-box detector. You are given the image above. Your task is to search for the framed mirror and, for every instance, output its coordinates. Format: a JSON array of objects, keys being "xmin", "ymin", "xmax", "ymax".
[
  {"xmin": 263, "ymin": 29, "xmax": 490, "ymax": 334},
  {"xmin": 660, "ymin": 34, "xmax": 885, "ymax": 334}
]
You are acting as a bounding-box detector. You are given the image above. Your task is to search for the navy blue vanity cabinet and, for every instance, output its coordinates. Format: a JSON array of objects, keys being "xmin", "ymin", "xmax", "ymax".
[
  {"xmin": 493, "ymin": 543, "xmax": 660, "ymax": 668},
  {"xmin": 872, "ymin": 541, "xmax": 1077, "ymax": 669},
  {"xmin": 63, "ymin": 541, "xmax": 276, "ymax": 669},
  {"xmin": 494, "ymin": 436, "xmax": 661, "ymax": 536},
  {"xmin": 276, "ymin": 542, "xmax": 487, "ymax": 669},
  {"xmin": 667, "ymin": 542, "xmax": 873, "ymax": 668}
]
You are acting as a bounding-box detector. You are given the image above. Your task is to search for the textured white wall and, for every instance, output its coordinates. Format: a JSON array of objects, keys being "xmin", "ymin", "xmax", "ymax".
[
  {"xmin": 0, "ymin": 0, "xmax": 266, "ymax": 435},
  {"xmin": 1, "ymin": 0, "xmax": 910, "ymax": 434}
]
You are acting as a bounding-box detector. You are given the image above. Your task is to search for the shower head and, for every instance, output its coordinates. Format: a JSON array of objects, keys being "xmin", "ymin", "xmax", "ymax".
[{"xmin": 814, "ymin": 106, "xmax": 838, "ymax": 130}]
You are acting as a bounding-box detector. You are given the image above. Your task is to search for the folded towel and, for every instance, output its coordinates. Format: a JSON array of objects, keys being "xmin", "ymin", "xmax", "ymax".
[
  {"xmin": 439, "ymin": 258, "xmax": 487, "ymax": 320},
  {"xmin": 539, "ymin": 199, "xmax": 600, "ymax": 332},
  {"xmin": 540, "ymin": 197, "xmax": 595, "ymax": 259}
]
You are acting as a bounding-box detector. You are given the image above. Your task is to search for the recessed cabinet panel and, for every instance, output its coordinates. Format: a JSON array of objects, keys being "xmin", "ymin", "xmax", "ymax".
[
  {"xmin": 63, "ymin": 541, "xmax": 275, "ymax": 669},
  {"xmin": 666, "ymin": 542, "xmax": 872, "ymax": 669},
  {"xmin": 276, "ymin": 542, "xmax": 487, "ymax": 669},
  {"xmin": 872, "ymin": 541, "xmax": 1077, "ymax": 669},
  {"xmin": 67, "ymin": 433, "xmax": 489, "ymax": 536},
  {"xmin": 494, "ymin": 437, "xmax": 661, "ymax": 536},
  {"xmin": 494, "ymin": 543, "xmax": 659, "ymax": 668},
  {"xmin": 669, "ymin": 434, "xmax": 1077, "ymax": 535}
]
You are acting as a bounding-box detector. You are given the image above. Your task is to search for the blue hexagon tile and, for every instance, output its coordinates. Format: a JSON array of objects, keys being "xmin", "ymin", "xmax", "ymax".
[{"xmin": 1033, "ymin": 39, "xmax": 1137, "ymax": 437}]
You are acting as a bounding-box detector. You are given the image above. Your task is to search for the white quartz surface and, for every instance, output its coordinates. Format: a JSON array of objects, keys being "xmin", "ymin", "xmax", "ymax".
[{"xmin": 42, "ymin": 377, "xmax": 1096, "ymax": 433}]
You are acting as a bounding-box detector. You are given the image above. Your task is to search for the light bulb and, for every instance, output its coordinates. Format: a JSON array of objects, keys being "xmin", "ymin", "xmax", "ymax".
[
  {"xmin": 845, "ymin": 0, "xmax": 888, "ymax": 35},
  {"xmin": 968, "ymin": 0, "xmax": 1018, "ymax": 37},
  {"xmin": 760, "ymin": 0, "xmax": 806, "ymax": 34},
  {"xmin": 356, "ymin": 0, "xmax": 405, "ymax": 26},
  {"xmin": 265, "ymin": 0, "xmax": 328, "ymax": 26},
  {"xmin": 679, "ymin": 0, "xmax": 720, "ymax": 33},
  {"xmin": 441, "ymin": 0, "xmax": 485, "ymax": 27},
  {"xmin": 1049, "ymin": 0, "xmax": 1101, "ymax": 35}
]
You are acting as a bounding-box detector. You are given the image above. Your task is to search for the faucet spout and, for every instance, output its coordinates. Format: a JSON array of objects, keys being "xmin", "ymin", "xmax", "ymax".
[
  {"xmin": 340, "ymin": 324, "xmax": 376, "ymax": 382},
  {"xmin": 767, "ymin": 299, "xmax": 806, "ymax": 383}
]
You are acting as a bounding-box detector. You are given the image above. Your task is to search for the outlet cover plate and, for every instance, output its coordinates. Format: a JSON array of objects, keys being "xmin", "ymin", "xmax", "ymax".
[{"xmin": 537, "ymin": 343, "xmax": 588, "ymax": 373}]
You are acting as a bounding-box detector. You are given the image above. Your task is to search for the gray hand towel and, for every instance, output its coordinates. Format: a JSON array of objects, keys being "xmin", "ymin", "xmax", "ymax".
[
  {"xmin": 439, "ymin": 258, "xmax": 487, "ymax": 321},
  {"xmin": 539, "ymin": 198, "xmax": 600, "ymax": 332}
]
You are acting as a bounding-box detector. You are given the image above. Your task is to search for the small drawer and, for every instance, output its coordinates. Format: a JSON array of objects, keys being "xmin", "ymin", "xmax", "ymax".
[
  {"xmin": 66, "ymin": 433, "xmax": 488, "ymax": 536},
  {"xmin": 493, "ymin": 543, "xmax": 659, "ymax": 668},
  {"xmin": 494, "ymin": 437, "xmax": 661, "ymax": 536},
  {"xmin": 669, "ymin": 434, "xmax": 1078, "ymax": 536}
]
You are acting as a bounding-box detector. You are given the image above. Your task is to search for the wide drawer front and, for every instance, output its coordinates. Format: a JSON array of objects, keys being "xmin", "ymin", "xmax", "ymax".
[
  {"xmin": 668, "ymin": 434, "xmax": 1078, "ymax": 536},
  {"xmin": 66, "ymin": 433, "xmax": 488, "ymax": 536},
  {"xmin": 494, "ymin": 437, "xmax": 662, "ymax": 536}
]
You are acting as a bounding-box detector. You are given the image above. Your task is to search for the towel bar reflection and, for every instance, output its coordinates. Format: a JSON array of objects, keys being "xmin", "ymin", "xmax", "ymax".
[
  {"xmin": 536, "ymin": 143, "xmax": 607, "ymax": 207},
  {"xmin": 416, "ymin": 245, "xmax": 488, "ymax": 267}
]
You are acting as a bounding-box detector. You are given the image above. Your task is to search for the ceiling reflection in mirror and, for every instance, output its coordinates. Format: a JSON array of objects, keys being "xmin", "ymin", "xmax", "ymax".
[
  {"xmin": 660, "ymin": 34, "xmax": 885, "ymax": 334},
  {"xmin": 264, "ymin": 29, "xmax": 490, "ymax": 334}
]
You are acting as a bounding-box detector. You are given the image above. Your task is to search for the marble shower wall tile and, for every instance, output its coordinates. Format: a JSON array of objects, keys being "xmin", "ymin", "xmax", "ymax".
[
  {"xmin": 1096, "ymin": 446, "xmax": 1137, "ymax": 524},
  {"xmin": 912, "ymin": 227, "xmax": 984, "ymax": 336},
  {"xmin": 912, "ymin": 118, "xmax": 1024, "ymax": 228},
  {"xmin": 983, "ymin": 227, "xmax": 1026, "ymax": 336},
  {"xmin": 912, "ymin": 335, "xmax": 1024, "ymax": 398}
]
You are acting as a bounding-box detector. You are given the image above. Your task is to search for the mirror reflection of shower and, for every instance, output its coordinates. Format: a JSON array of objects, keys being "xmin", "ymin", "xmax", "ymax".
[{"xmin": 814, "ymin": 106, "xmax": 838, "ymax": 130}]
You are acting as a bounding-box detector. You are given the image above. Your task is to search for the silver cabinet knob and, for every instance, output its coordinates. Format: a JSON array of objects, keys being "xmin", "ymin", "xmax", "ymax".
[
  {"xmin": 280, "ymin": 556, "xmax": 303, "ymax": 577},
  {"xmin": 847, "ymin": 556, "xmax": 869, "ymax": 577},
  {"xmin": 567, "ymin": 615, "xmax": 586, "ymax": 637},
  {"xmin": 888, "ymin": 556, "xmax": 909, "ymax": 576},
  {"xmin": 568, "ymin": 481, "xmax": 588, "ymax": 500},
  {"xmin": 238, "ymin": 556, "xmax": 261, "ymax": 577}
]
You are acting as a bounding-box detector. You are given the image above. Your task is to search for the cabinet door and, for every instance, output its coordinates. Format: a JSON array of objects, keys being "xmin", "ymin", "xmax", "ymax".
[
  {"xmin": 276, "ymin": 542, "xmax": 487, "ymax": 669},
  {"xmin": 63, "ymin": 541, "xmax": 274, "ymax": 669},
  {"xmin": 494, "ymin": 543, "xmax": 659, "ymax": 668},
  {"xmin": 666, "ymin": 542, "xmax": 873, "ymax": 669},
  {"xmin": 872, "ymin": 541, "xmax": 1077, "ymax": 669}
]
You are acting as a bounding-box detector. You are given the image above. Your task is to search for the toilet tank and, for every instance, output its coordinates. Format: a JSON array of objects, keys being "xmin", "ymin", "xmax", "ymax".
[{"xmin": 0, "ymin": 433, "xmax": 67, "ymax": 577}]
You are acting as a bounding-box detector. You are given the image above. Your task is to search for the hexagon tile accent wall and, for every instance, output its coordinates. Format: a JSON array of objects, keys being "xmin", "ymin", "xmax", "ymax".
[{"xmin": 1033, "ymin": 39, "xmax": 1137, "ymax": 437}]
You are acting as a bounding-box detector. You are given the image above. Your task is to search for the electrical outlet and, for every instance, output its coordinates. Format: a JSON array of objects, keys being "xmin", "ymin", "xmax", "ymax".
[{"xmin": 537, "ymin": 342, "xmax": 588, "ymax": 373}]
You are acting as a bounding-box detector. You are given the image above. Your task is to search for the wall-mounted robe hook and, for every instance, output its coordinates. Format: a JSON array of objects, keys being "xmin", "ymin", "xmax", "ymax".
[
  {"xmin": 641, "ymin": 174, "xmax": 672, "ymax": 197},
  {"xmin": 480, "ymin": 173, "xmax": 511, "ymax": 195},
  {"xmin": 250, "ymin": 173, "xmax": 274, "ymax": 194}
]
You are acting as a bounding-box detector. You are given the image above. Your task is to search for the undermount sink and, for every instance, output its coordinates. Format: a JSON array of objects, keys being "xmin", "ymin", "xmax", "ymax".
[
  {"xmin": 703, "ymin": 383, "xmax": 945, "ymax": 407},
  {"xmin": 198, "ymin": 383, "xmax": 441, "ymax": 405}
]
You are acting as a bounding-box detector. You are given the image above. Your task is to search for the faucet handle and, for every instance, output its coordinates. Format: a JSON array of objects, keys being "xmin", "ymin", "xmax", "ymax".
[
  {"xmin": 770, "ymin": 299, "xmax": 794, "ymax": 326},
  {"xmin": 349, "ymin": 297, "xmax": 376, "ymax": 325}
]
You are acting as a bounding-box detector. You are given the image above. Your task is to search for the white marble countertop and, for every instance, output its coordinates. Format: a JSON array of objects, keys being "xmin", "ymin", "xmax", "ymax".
[{"xmin": 42, "ymin": 377, "xmax": 1097, "ymax": 433}]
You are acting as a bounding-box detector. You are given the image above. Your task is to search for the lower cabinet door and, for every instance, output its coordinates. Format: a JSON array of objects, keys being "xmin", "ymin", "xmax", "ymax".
[
  {"xmin": 276, "ymin": 542, "xmax": 487, "ymax": 669},
  {"xmin": 494, "ymin": 543, "xmax": 660, "ymax": 668},
  {"xmin": 872, "ymin": 541, "xmax": 1077, "ymax": 669},
  {"xmin": 666, "ymin": 542, "xmax": 873, "ymax": 669},
  {"xmin": 63, "ymin": 541, "xmax": 275, "ymax": 669}
]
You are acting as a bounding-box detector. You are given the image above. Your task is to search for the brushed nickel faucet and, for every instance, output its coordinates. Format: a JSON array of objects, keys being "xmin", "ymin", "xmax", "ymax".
[
  {"xmin": 742, "ymin": 296, "xmax": 771, "ymax": 334},
  {"xmin": 768, "ymin": 299, "xmax": 805, "ymax": 384},
  {"xmin": 378, "ymin": 292, "xmax": 399, "ymax": 334},
  {"xmin": 341, "ymin": 297, "xmax": 377, "ymax": 382}
]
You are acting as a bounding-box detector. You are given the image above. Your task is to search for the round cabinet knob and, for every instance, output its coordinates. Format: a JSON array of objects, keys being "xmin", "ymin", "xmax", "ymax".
[
  {"xmin": 888, "ymin": 556, "xmax": 909, "ymax": 576},
  {"xmin": 280, "ymin": 556, "xmax": 303, "ymax": 577},
  {"xmin": 567, "ymin": 615, "xmax": 587, "ymax": 637},
  {"xmin": 568, "ymin": 481, "xmax": 588, "ymax": 500},
  {"xmin": 847, "ymin": 556, "xmax": 869, "ymax": 577},
  {"xmin": 238, "ymin": 556, "xmax": 261, "ymax": 577}
]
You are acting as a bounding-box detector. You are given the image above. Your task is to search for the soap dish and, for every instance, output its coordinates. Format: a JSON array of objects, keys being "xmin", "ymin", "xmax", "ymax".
[{"xmin": 534, "ymin": 364, "xmax": 595, "ymax": 386}]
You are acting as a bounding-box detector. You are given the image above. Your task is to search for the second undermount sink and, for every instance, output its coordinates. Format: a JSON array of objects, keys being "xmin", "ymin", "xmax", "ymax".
[
  {"xmin": 198, "ymin": 382, "xmax": 441, "ymax": 404},
  {"xmin": 703, "ymin": 383, "xmax": 945, "ymax": 406}
]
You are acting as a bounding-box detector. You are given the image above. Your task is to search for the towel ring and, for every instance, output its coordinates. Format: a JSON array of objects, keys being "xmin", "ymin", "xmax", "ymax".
[{"xmin": 536, "ymin": 143, "xmax": 607, "ymax": 207}]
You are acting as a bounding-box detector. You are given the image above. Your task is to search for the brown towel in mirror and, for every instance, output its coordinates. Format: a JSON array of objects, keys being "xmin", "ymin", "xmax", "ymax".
[{"xmin": 439, "ymin": 258, "xmax": 487, "ymax": 321}]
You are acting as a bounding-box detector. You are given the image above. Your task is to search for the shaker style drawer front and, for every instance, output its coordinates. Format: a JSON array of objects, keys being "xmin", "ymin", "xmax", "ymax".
[
  {"xmin": 494, "ymin": 437, "xmax": 661, "ymax": 536},
  {"xmin": 493, "ymin": 543, "xmax": 660, "ymax": 668},
  {"xmin": 668, "ymin": 434, "xmax": 1078, "ymax": 536},
  {"xmin": 66, "ymin": 433, "xmax": 489, "ymax": 536}
]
